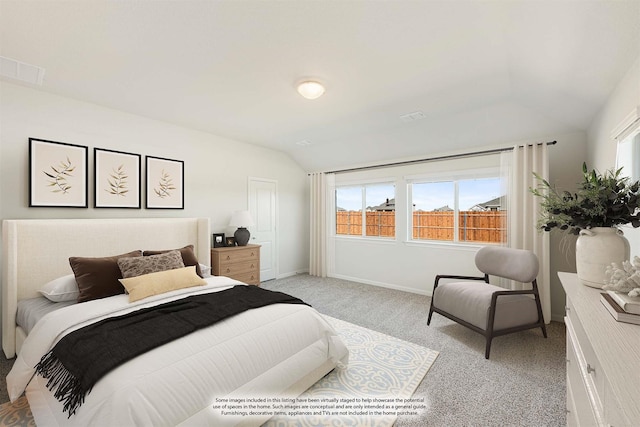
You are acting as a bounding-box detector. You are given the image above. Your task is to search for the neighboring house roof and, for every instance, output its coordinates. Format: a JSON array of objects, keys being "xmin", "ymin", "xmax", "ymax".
[
  {"xmin": 370, "ymin": 198, "xmax": 395, "ymax": 211},
  {"xmin": 433, "ymin": 205, "xmax": 454, "ymax": 212},
  {"xmin": 469, "ymin": 196, "xmax": 505, "ymax": 211}
]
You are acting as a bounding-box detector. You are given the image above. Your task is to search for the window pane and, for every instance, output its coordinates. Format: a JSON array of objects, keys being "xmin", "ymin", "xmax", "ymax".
[
  {"xmin": 458, "ymin": 178, "xmax": 506, "ymax": 243},
  {"xmin": 365, "ymin": 184, "xmax": 395, "ymax": 237},
  {"xmin": 336, "ymin": 187, "xmax": 362, "ymax": 235},
  {"xmin": 412, "ymin": 182, "xmax": 454, "ymax": 241}
]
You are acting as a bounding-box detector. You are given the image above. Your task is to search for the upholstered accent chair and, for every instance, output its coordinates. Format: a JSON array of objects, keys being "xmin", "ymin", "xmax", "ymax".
[{"xmin": 427, "ymin": 246, "xmax": 547, "ymax": 359}]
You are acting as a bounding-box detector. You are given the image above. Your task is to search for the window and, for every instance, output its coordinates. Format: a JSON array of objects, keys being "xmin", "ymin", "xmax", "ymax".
[
  {"xmin": 336, "ymin": 183, "xmax": 395, "ymax": 238},
  {"xmin": 410, "ymin": 177, "xmax": 505, "ymax": 243}
]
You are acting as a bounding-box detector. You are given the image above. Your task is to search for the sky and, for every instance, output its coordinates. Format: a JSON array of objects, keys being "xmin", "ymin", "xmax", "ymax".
[{"xmin": 336, "ymin": 178, "xmax": 502, "ymax": 211}]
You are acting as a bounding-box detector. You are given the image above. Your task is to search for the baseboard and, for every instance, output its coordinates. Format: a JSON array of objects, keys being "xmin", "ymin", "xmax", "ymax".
[
  {"xmin": 275, "ymin": 269, "xmax": 309, "ymax": 280},
  {"xmin": 331, "ymin": 273, "xmax": 431, "ymax": 296}
]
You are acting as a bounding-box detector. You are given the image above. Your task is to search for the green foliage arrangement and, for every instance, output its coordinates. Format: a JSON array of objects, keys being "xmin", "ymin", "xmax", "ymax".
[{"xmin": 531, "ymin": 163, "xmax": 640, "ymax": 235}]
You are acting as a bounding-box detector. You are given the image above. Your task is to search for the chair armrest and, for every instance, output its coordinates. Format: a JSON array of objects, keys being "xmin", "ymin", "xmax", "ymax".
[
  {"xmin": 492, "ymin": 289, "xmax": 535, "ymax": 297},
  {"xmin": 433, "ymin": 274, "xmax": 488, "ymax": 291},
  {"xmin": 490, "ymin": 289, "xmax": 537, "ymax": 305}
]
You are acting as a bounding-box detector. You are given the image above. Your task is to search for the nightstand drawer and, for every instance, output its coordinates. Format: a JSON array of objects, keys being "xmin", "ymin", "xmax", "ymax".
[
  {"xmin": 233, "ymin": 271, "xmax": 260, "ymax": 286},
  {"xmin": 218, "ymin": 249, "xmax": 259, "ymax": 264},
  {"xmin": 218, "ymin": 260, "xmax": 259, "ymax": 276}
]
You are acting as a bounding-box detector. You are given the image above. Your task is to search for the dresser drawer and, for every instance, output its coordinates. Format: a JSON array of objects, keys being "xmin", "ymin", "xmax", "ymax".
[
  {"xmin": 566, "ymin": 317, "xmax": 601, "ymax": 426},
  {"xmin": 566, "ymin": 301, "xmax": 605, "ymax": 406}
]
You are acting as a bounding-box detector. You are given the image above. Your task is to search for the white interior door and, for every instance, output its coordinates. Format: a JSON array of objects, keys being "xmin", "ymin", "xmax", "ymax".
[{"xmin": 248, "ymin": 178, "xmax": 277, "ymax": 281}]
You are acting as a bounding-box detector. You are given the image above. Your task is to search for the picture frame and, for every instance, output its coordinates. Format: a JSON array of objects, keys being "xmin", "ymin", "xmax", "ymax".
[
  {"xmin": 29, "ymin": 138, "xmax": 88, "ymax": 208},
  {"xmin": 225, "ymin": 236, "xmax": 236, "ymax": 247},
  {"xmin": 213, "ymin": 233, "xmax": 225, "ymax": 248},
  {"xmin": 145, "ymin": 156, "xmax": 184, "ymax": 209},
  {"xmin": 94, "ymin": 148, "xmax": 141, "ymax": 208}
]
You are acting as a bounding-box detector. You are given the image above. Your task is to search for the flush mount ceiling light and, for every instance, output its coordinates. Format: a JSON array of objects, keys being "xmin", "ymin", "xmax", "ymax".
[{"xmin": 296, "ymin": 80, "xmax": 325, "ymax": 100}]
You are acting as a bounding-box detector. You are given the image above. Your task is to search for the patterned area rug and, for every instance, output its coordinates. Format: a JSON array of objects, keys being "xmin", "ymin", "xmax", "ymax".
[
  {"xmin": 0, "ymin": 396, "xmax": 34, "ymax": 427},
  {"xmin": 0, "ymin": 317, "xmax": 438, "ymax": 427},
  {"xmin": 263, "ymin": 316, "xmax": 439, "ymax": 427}
]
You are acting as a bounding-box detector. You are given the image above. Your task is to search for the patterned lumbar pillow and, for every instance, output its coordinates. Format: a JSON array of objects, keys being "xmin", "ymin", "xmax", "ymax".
[
  {"xmin": 143, "ymin": 245, "xmax": 203, "ymax": 277},
  {"xmin": 117, "ymin": 250, "xmax": 185, "ymax": 279}
]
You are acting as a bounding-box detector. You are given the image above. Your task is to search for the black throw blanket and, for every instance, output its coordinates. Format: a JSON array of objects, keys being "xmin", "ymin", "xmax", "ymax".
[{"xmin": 35, "ymin": 285, "xmax": 308, "ymax": 416}]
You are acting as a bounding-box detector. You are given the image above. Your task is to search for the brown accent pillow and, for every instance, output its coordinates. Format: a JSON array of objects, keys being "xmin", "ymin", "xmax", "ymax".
[
  {"xmin": 118, "ymin": 250, "xmax": 185, "ymax": 279},
  {"xmin": 143, "ymin": 245, "xmax": 203, "ymax": 277},
  {"xmin": 69, "ymin": 250, "xmax": 143, "ymax": 303}
]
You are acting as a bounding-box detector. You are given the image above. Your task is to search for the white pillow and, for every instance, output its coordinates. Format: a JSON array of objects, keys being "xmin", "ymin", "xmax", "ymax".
[
  {"xmin": 199, "ymin": 263, "xmax": 212, "ymax": 277},
  {"xmin": 39, "ymin": 274, "xmax": 79, "ymax": 302}
]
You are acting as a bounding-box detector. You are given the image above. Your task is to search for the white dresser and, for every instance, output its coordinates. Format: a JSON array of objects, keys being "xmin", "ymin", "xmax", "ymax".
[{"xmin": 559, "ymin": 272, "xmax": 640, "ymax": 426}]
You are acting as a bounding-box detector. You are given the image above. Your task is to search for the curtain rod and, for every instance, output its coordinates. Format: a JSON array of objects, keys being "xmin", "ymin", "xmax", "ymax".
[{"xmin": 321, "ymin": 140, "xmax": 557, "ymax": 175}]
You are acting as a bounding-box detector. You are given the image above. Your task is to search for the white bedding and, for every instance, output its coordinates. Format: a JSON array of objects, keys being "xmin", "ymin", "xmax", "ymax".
[{"xmin": 7, "ymin": 276, "xmax": 349, "ymax": 427}]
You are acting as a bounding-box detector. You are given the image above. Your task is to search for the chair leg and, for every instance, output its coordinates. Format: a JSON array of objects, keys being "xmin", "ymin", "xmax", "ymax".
[
  {"xmin": 427, "ymin": 307, "xmax": 433, "ymax": 325},
  {"xmin": 485, "ymin": 336, "xmax": 492, "ymax": 359},
  {"xmin": 541, "ymin": 323, "xmax": 548, "ymax": 338}
]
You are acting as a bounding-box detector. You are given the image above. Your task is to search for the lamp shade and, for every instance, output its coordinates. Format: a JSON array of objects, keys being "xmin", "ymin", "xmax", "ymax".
[{"xmin": 228, "ymin": 210, "xmax": 255, "ymax": 227}]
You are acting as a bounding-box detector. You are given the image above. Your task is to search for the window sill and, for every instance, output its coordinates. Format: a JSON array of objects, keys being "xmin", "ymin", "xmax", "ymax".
[
  {"xmin": 403, "ymin": 240, "xmax": 498, "ymax": 250},
  {"xmin": 333, "ymin": 235, "xmax": 397, "ymax": 244}
]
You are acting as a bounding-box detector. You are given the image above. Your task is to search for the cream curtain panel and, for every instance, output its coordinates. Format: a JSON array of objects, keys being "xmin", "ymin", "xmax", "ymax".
[
  {"xmin": 502, "ymin": 144, "xmax": 551, "ymax": 323},
  {"xmin": 309, "ymin": 172, "xmax": 328, "ymax": 277}
]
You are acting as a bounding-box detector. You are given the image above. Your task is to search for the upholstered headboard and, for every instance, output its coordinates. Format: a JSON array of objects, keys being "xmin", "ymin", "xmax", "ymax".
[{"xmin": 1, "ymin": 217, "xmax": 210, "ymax": 358}]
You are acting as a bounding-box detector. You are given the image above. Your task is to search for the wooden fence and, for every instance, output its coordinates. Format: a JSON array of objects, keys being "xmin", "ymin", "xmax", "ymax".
[{"xmin": 336, "ymin": 210, "xmax": 506, "ymax": 243}]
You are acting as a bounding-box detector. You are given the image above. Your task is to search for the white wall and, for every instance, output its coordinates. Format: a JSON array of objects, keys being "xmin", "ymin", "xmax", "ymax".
[
  {"xmin": 330, "ymin": 132, "xmax": 587, "ymax": 321},
  {"xmin": 587, "ymin": 56, "xmax": 640, "ymax": 255},
  {"xmin": 0, "ymin": 82, "xmax": 309, "ymax": 278}
]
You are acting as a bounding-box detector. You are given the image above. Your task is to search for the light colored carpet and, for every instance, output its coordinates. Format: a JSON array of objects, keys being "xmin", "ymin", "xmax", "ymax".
[
  {"xmin": 263, "ymin": 316, "xmax": 439, "ymax": 427},
  {"xmin": 261, "ymin": 274, "xmax": 566, "ymax": 427}
]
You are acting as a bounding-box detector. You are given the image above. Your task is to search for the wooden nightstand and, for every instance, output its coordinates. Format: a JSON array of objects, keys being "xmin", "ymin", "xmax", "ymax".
[{"xmin": 211, "ymin": 244, "xmax": 261, "ymax": 285}]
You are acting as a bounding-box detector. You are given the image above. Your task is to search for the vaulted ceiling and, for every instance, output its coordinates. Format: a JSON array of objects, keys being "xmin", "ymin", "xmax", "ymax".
[{"xmin": 1, "ymin": 1, "xmax": 638, "ymax": 172}]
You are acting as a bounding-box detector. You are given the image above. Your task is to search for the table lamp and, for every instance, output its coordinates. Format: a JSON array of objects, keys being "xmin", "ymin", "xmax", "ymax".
[{"xmin": 228, "ymin": 210, "xmax": 255, "ymax": 246}]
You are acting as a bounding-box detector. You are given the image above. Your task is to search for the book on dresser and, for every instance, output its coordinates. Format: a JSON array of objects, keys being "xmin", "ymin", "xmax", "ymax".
[
  {"xmin": 606, "ymin": 290, "xmax": 640, "ymax": 315},
  {"xmin": 600, "ymin": 293, "xmax": 640, "ymax": 325}
]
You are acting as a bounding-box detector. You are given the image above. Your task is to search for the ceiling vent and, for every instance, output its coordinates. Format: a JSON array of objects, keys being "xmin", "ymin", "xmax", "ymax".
[
  {"xmin": 0, "ymin": 56, "xmax": 45, "ymax": 85},
  {"xmin": 399, "ymin": 111, "xmax": 426, "ymax": 123}
]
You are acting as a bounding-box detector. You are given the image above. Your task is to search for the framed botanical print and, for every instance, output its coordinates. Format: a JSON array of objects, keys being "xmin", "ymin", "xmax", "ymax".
[
  {"xmin": 94, "ymin": 148, "xmax": 141, "ymax": 208},
  {"xmin": 145, "ymin": 156, "xmax": 184, "ymax": 209},
  {"xmin": 29, "ymin": 138, "xmax": 88, "ymax": 208}
]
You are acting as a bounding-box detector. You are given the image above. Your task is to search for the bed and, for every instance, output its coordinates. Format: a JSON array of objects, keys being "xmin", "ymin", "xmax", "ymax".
[{"xmin": 2, "ymin": 218, "xmax": 348, "ymax": 426}]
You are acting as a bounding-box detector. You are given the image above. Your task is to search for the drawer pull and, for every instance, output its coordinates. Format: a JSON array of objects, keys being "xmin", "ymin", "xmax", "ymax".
[
  {"xmin": 226, "ymin": 268, "xmax": 230, "ymax": 273},
  {"xmin": 226, "ymin": 255, "xmax": 231, "ymax": 260},
  {"xmin": 251, "ymin": 252, "xmax": 255, "ymax": 256},
  {"xmin": 586, "ymin": 364, "xmax": 595, "ymax": 374}
]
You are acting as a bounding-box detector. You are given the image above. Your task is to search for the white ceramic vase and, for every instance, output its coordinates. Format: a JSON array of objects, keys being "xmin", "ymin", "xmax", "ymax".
[{"xmin": 576, "ymin": 227, "xmax": 630, "ymax": 288}]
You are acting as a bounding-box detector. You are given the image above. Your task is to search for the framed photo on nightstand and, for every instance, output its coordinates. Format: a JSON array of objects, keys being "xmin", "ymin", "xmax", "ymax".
[
  {"xmin": 225, "ymin": 237, "xmax": 236, "ymax": 247},
  {"xmin": 212, "ymin": 233, "xmax": 225, "ymax": 248}
]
